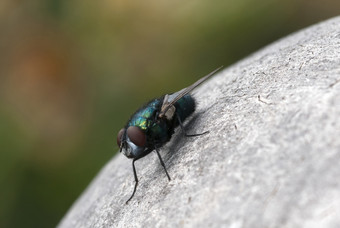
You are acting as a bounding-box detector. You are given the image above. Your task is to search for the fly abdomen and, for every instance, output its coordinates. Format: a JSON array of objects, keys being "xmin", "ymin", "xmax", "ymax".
[{"xmin": 174, "ymin": 94, "xmax": 196, "ymax": 124}]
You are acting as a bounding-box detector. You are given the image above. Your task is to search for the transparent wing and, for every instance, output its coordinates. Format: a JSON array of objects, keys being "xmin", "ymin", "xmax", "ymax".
[{"xmin": 159, "ymin": 66, "xmax": 223, "ymax": 118}]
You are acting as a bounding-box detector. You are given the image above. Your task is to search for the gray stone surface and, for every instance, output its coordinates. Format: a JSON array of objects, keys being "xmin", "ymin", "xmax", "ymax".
[{"xmin": 58, "ymin": 16, "xmax": 340, "ymax": 228}]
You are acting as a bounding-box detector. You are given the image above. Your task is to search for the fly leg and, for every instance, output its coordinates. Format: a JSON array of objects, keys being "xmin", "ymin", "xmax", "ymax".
[
  {"xmin": 125, "ymin": 148, "xmax": 157, "ymax": 204},
  {"xmin": 126, "ymin": 158, "xmax": 139, "ymax": 204},
  {"xmin": 176, "ymin": 113, "xmax": 209, "ymax": 137},
  {"xmin": 155, "ymin": 146, "xmax": 171, "ymax": 181}
]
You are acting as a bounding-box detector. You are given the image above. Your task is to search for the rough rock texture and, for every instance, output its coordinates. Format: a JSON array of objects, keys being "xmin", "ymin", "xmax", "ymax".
[{"xmin": 58, "ymin": 17, "xmax": 340, "ymax": 228}]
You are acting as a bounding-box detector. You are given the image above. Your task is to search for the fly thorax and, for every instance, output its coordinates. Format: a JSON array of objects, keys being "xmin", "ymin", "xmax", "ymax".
[{"xmin": 164, "ymin": 105, "xmax": 176, "ymax": 120}]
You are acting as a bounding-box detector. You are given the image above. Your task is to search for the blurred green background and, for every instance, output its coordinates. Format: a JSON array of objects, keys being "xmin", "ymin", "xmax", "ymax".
[{"xmin": 0, "ymin": 0, "xmax": 339, "ymax": 227}]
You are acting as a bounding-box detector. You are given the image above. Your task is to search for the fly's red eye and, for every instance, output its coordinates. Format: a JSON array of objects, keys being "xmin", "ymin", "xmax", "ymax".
[
  {"xmin": 127, "ymin": 126, "xmax": 146, "ymax": 147},
  {"xmin": 117, "ymin": 128, "xmax": 125, "ymax": 147}
]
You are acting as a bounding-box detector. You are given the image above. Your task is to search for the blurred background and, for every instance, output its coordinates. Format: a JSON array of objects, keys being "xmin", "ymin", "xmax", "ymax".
[{"xmin": 0, "ymin": 0, "xmax": 339, "ymax": 227}]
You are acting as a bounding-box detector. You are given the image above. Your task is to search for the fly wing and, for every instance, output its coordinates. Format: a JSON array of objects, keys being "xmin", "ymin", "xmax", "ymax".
[{"xmin": 159, "ymin": 66, "xmax": 223, "ymax": 118}]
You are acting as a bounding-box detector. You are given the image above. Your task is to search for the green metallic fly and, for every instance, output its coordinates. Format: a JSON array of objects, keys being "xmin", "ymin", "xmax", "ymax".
[{"xmin": 117, "ymin": 66, "xmax": 223, "ymax": 203}]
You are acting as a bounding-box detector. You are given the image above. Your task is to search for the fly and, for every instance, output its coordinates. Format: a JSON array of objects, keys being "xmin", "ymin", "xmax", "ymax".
[{"xmin": 116, "ymin": 66, "xmax": 223, "ymax": 204}]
